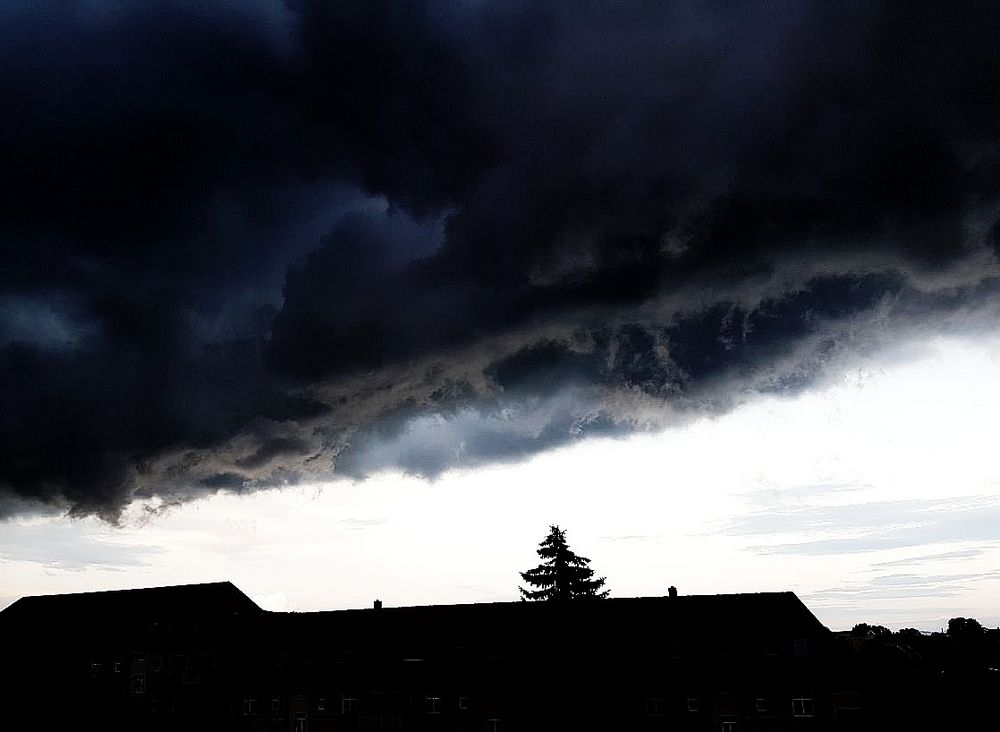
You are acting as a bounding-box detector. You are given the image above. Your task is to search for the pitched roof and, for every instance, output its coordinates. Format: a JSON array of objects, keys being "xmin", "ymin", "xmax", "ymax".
[
  {"xmin": 269, "ymin": 590, "xmax": 829, "ymax": 642},
  {"xmin": 0, "ymin": 581, "xmax": 262, "ymax": 635}
]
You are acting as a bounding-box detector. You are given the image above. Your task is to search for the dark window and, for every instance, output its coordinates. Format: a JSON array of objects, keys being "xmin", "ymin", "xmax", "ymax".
[
  {"xmin": 90, "ymin": 662, "xmax": 102, "ymax": 678},
  {"xmin": 646, "ymin": 697, "xmax": 665, "ymax": 716},
  {"xmin": 132, "ymin": 674, "xmax": 145, "ymax": 694},
  {"xmin": 755, "ymin": 698, "xmax": 768, "ymax": 713},
  {"xmin": 486, "ymin": 718, "xmax": 502, "ymax": 732},
  {"xmin": 114, "ymin": 660, "xmax": 122, "ymax": 673},
  {"xmin": 687, "ymin": 697, "xmax": 701, "ymax": 713},
  {"xmin": 317, "ymin": 697, "xmax": 326, "ymax": 712},
  {"xmin": 272, "ymin": 698, "xmax": 281, "ymax": 715},
  {"xmin": 294, "ymin": 714, "xmax": 307, "ymax": 732},
  {"xmin": 458, "ymin": 696, "xmax": 470, "ymax": 710},
  {"xmin": 793, "ymin": 639, "xmax": 809, "ymax": 657},
  {"xmin": 425, "ymin": 696, "xmax": 442, "ymax": 714},
  {"xmin": 342, "ymin": 696, "xmax": 358, "ymax": 714},
  {"xmin": 243, "ymin": 698, "xmax": 257, "ymax": 715},
  {"xmin": 722, "ymin": 721, "xmax": 738, "ymax": 732},
  {"xmin": 151, "ymin": 655, "xmax": 162, "ymax": 672},
  {"xmin": 834, "ymin": 692, "xmax": 863, "ymax": 718},
  {"xmin": 792, "ymin": 696, "xmax": 814, "ymax": 717}
]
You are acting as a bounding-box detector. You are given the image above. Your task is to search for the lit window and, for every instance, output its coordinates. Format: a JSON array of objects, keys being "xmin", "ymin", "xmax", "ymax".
[
  {"xmin": 425, "ymin": 696, "xmax": 442, "ymax": 714},
  {"xmin": 243, "ymin": 698, "xmax": 257, "ymax": 715},
  {"xmin": 792, "ymin": 696, "xmax": 814, "ymax": 717},
  {"xmin": 646, "ymin": 697, "xmax": 664, "ymax": 716},
  {"xmin": 687, "ymin": 697, "xmax": 701, "ymax": 713}
]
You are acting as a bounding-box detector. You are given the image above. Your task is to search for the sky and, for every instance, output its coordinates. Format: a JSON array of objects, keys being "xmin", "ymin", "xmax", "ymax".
[{"xmin": 3, "ymin": 1, "xmax": 1000, "ymax": 630}]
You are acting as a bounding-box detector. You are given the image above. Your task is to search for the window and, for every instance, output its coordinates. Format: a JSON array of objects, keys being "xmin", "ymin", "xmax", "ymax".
[
  {"xmin": 151, "ymin": 655, "xmax": 162, "ymax": 672},
  {"xmin": 243, "ymin": 698, "xmax": 257, "ymax": 715},
  {"xmin": 755, "ymin": 698, "xmax": 768, "ymax": 713},
  {"xmin": 722, "ymin": 722, "xmax": 739, "ymax": 732},
  {"xmin": 791, "ymin": 696, "xmax": 814, "ymax": 717},
  {"xmin": 793, "ymin": 638, "xmax": 809, "ymax": 657},
  {"xmin": 687, "ymin": 697, "xmax": 701, "ymax": 713},
  {"xmin": 114, "ymin": 660, "xmax": 122, "ymax": 673},
  {"xmin": 342, "ymin": 696, "xmax": 358, "ymax": 714},
  {"xmin": 317, "ymin": 697, "xmax": 326, "ymax": 712},
  {"xmin": 486, "ymin": 718, "xmax": 502, "ymax": 732},
  {"xmin": 646, "ymin": 697, "xmax": 665, "ymax": 716},
  {"xmin": 834, "ymin": 692, "xmax": 862, "ymax": 719},
  {"xmin": 294, "ymin": 714, "xmax": 307, "ymax": 732},
  {"xmin": 132, "ymin": 674, "xmax": 145, "ymax": 694},
  {"xmin": 90, "ymin": 662, "xmax": 102, "ymax": 678},
  {"xmin": 272, "ymin": 698, "xmax": 281, "ymax": 715},
  {"xmin": 458, "ymin": 696, "xmax": 470, "ymax": 710},
  {"xmin": 425, "ymin": 696, "xmax": 442, "ymax": 714}
]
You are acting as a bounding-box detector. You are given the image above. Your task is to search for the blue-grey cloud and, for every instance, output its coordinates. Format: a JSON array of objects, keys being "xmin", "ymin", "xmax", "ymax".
[
  {"xmin": 805, "ymin": 571, "xmax": 1000, "ymax": 605},
  {"xmin": 0, "ymin": 521, "xmax": 165, "ymax": 571},
  {"xmin": 729, "ymin": 496, "xmax": 1000, "ymax": 555},
  {"xmin": 873, "ymin": 549, "xmax": 987, "ymax": 568}
]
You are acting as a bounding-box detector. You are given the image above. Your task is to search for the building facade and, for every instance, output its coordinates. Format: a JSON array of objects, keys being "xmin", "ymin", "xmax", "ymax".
[{"xmin": 0, "ymin": 581, "xmax": 957, "ymax": 731}]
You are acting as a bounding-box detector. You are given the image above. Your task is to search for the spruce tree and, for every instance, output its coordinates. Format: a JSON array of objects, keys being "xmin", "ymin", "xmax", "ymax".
[{"xmin": 519, "ymin": 525, "xmax": 609, "ymax": 601}]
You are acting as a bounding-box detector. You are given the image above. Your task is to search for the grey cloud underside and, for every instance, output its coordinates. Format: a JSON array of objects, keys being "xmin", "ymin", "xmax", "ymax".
[{"xmin": 3, "ymin": 1, "xmax": 1000, "ymax": 519}]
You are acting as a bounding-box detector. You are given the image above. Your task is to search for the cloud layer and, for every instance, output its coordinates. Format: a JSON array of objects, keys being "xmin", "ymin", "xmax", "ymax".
[{"xmin": 3, "ymin": 1, "xmax": 1000, "ymax": 519}]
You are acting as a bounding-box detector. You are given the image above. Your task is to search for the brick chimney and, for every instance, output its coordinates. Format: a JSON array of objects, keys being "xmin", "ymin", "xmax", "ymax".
[{"xmin": 668, "ymin": 586, "xmax": 678, "ymax": 598}]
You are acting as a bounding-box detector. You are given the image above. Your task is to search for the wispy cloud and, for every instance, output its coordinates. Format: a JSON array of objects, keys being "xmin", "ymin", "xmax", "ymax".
[
  {"xmin": 337, "ymin": 518, "xmax": 387, "ymax": 530},
  {"xmin": 873, "ymin": 549, "xmax": 987, "ymax": 568},
  {"xmin": 806, "ymin": 571, "xmax": 1000, "ymax": 604},
  {"xmin": 724, "ymin": 495, "xmax": 1000, "ymax": 555},
  {"xmin": 0, "ymin": 520, "xmax": 165, "ymax": 572}
]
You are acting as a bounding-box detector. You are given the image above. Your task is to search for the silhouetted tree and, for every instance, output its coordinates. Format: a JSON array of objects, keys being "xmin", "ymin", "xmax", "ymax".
[
  {"xmin": 519, "ymin": 525, "xmax": 609, "ymax": 601},
  {"xmin": 947, "ymin": 617, "xmax": 985, "ymax": 639},
  {"xmin": 852, "ymin": 622, "xmax": 891, "ymax": 639}
]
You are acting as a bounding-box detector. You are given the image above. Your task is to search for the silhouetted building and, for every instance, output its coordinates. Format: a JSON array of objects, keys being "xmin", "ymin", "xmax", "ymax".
[{"xmin": 2, "ymin": 581, "xmax": 984, "ymax": 730}]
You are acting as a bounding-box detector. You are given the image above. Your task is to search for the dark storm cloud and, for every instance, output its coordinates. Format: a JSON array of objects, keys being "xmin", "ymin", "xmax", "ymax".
[{"xmin": 3, "ymin": 1, "xmax": 1000, "ymax": 519}]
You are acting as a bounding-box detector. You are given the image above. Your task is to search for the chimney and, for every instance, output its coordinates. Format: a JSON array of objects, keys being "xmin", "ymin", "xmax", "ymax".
[
  {"xmin": 668, "ymin": 586, "xmax": 678, "ymax": 598},
  {"xmin": 374, "ymin": 599, "xmax": 383, "ymax": 610}
]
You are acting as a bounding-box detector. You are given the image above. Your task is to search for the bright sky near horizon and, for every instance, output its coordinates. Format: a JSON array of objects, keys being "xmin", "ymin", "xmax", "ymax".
[{"xmin": 5, "ymin": 330, "xmax": 1000, "ymax": 632}]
